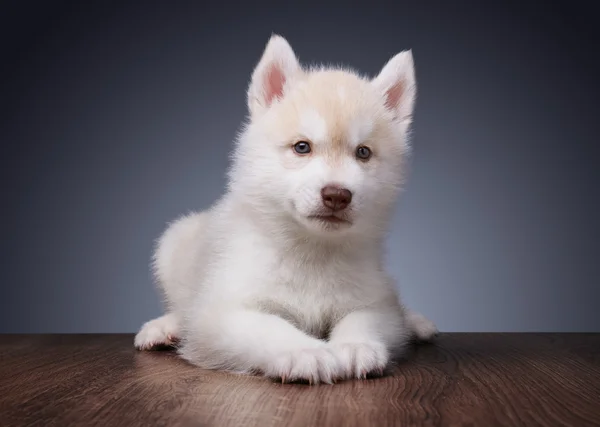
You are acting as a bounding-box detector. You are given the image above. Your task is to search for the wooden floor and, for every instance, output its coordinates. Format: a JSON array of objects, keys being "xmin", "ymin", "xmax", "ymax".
[{"xmin": 0, "ymin": 334, "xmax": 599, "ymax": 427}]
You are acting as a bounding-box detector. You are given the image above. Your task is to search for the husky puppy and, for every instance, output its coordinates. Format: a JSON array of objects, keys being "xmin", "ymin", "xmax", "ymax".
[{"xmin": 135, "ymin": 35, "xmax": 438, "ymax": 384}]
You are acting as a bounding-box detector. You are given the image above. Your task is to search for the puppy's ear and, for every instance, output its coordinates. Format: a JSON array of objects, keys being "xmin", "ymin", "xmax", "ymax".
[
  {"xmin": 247, "ymin": 35, "xmax": 301, "ymax": 118},
  {"xmin": 371, "ymin": 50, "xmax": 417, "ymax": 125}
]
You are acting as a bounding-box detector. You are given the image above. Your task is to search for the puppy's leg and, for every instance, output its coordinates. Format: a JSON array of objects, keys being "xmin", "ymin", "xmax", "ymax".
[
  {"xmin": 134, "ymin": 313, "xmax": 180, "ymax": 350},
  {"xmin": 152, "ymin": 212, "xmax": 208, "ymax": 313},
  {"xmin": 405, "ymin": 308, "xmax": 438, "ymax": 342},
  {"xmin": 179, "ymin": 309, "xmax": 342, "ymax": 384},
  {"xmin": 135, "ymin": 212, "xmax": 206, "ymax": 350},
  {"xmin": 328, "ymin": 306, "xmax": 410, "ymax": 380}
]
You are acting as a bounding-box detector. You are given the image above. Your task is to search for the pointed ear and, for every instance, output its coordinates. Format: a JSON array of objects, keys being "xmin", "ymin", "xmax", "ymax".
[
  {"xmin": 371, "ymin": 50, "xmax": 417, "ymax": 124},
  {"xmin": 247, "ymin": 35, "xmax": 301, "ymax": 117}
]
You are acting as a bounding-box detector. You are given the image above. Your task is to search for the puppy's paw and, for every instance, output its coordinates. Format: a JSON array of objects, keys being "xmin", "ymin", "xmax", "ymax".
[
  {"xmin": 406, "ymin": 310, "xmax": 438, "ymax": 342},
  {"xmin": 330, "ymin": 341, "xmax": 389, "ymax": 380},
  {"xmin": 134, "ymin": 315, "xmax": 179, "ymax": 350},
  {"xmin": 264, "ymin": 346, "xmax": 341, "ymax": 385}
]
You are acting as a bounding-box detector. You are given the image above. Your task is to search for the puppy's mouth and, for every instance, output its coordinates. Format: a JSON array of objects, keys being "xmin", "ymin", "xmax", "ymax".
[{"xmin": 307, "ymin": 213, "xmax": 352, "ymax": 225}]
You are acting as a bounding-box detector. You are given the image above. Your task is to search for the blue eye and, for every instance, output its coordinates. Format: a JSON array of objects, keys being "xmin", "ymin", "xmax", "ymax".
[
  {"xmin": 356, "ymin": 146, "xmax": 372, "ymax": 160},
  {"xmin": 293, "ymin": 141, "xmax": 311, "ymax": 154}
]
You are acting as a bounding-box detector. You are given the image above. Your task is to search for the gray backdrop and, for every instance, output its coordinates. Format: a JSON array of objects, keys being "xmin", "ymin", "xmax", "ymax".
[{"xmin": 2, "ymin": 1, "xmax": 599, "ymax": 333}]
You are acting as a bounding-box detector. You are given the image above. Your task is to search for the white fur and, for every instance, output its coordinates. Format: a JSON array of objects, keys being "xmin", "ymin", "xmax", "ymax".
[
  {"xmin": 134, "ymin": 313, "xmax": 179, "ymax": 350},
  {"xmin": 299, "ymin": 109, "xmax": 327, "ymax": 143},
  {"xmin": 135, "ymin": 35, "xmax": 438, "ymax": 384},
  {"xmin": 347, "ymin": 115, "xmax": 374, "ymax": 147}
]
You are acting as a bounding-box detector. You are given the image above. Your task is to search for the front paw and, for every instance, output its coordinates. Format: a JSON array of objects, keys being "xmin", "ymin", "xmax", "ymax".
[
  {"xmin": 264, "ymin": 346, "xmax": 342, "ymax": 385},
  {"xmin": 329, "ymin": 341, "xmax": 389, "ymax": 380}
]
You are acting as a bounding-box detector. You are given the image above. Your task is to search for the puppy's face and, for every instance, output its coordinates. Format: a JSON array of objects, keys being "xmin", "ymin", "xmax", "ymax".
[{"xmin": 231, "ymin": 36, "xmax": 416, "ymax": 238}]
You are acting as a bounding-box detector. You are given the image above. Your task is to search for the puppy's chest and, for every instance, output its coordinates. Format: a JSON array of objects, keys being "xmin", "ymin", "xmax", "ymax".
[{"xmin": 253, "ymin": 256, "xmax": 373, "ymax": 339}]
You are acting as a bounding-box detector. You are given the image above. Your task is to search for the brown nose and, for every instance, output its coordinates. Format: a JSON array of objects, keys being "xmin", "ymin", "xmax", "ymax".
[{"xmin": 321, "ymin": 185, "xmax": 352, "ymax": 211}]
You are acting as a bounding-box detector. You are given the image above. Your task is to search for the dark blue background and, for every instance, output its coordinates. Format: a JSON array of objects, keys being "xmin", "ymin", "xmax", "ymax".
[{"xmin": 2, "ymin": 1, "xmax": 598, "ymax": 332}]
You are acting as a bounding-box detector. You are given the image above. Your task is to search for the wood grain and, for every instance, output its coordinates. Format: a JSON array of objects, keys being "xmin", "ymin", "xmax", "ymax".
[{"xmin": 0, "ymin": 334, "xmax": 599, "ymax": 427}]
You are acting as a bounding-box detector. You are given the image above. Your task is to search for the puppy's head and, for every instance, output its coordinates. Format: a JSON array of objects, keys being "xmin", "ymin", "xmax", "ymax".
[{"xmin": 230, "ymin": 35, "xmax": 417, "ymax": 239}]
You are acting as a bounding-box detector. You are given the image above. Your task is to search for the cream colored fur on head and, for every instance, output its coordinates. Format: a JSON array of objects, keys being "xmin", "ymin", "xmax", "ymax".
[{"xmin": 134, "ymin": 35, "xmax": 438, "ymax": 384}]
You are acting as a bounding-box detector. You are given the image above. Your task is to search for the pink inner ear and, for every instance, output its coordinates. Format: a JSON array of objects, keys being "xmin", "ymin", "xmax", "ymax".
[
  {"xmin": 264, "ymin": 63, "xmax": 286, "ymax": 106},
  {"xmin": 385, "ymin": 80, "xmax": 405, "ymax": 111}
]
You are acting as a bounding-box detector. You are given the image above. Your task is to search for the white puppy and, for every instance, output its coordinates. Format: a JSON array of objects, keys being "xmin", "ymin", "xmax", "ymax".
[{"xmin": 135, "ymin": 35, "xmax": 438, "ymax": 384}]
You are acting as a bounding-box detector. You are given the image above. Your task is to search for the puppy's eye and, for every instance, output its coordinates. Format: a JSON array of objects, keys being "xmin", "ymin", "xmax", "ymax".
[
  {"xmin": 293, "ymin": 141, "xmax": 311, "ymax": 154},
  {"xmin": 356, "ymin": 146, "xmax": 372, "ymax": 160}
]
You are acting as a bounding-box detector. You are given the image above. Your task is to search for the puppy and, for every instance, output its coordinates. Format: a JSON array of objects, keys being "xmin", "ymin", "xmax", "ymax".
[{"xmin": 135, "ymin": 35, "xmax": 438, "ymax": 384}]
